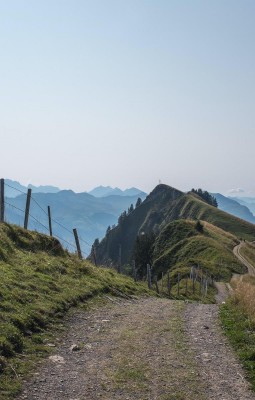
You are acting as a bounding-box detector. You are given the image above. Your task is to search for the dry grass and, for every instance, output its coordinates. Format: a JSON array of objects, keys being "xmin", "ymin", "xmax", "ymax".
[
  {"xmin": 221, "ymin": 276, "xmax": 255, "ymax": 390},
  {"xmin": 232, "ymin": 280, "xmax": 255, "ymax": 325}
]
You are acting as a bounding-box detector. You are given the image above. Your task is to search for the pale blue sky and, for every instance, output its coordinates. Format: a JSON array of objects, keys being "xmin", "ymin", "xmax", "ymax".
[{"xmin": 1, "ymin": 0, "xmax": 255, "ymax": 195}]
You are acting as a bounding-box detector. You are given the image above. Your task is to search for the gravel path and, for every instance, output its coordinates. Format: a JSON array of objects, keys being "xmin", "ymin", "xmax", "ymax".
[
  {"xmin": 16, "ymin": 296, "xmax": 255, "ymax": 400},
  {"xmin": 17, "ymin": 297, "xmax": 206, "ymax": 400},
  {"xmin": 185, "ymin": 303, "xmax": 255, "ymax": 400}
]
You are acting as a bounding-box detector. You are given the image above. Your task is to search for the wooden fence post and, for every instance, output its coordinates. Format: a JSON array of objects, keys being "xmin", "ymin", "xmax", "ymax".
[
  {"xmin": 147, "ymin": 264, "xmax": 152, "ymax": 289},
  {"xmin": 118, "ymin": 244, "xmax": 122, "ymax": 273},
  {"xmin": 133, "ymin": 260, "xmax": 137, "ymax": 282},
  {"xmin": 24, "ymin": 188, "xmax": 32, "ymax": 229},
  {"xmin": 167, "ymin": 272, "xmax": 171, "ymax": 297},
  {"xmin": 48, "ymin": 206, "xmax": 53, "ymax": 236},
  {"xmin": 0, "ymin": 178, "xmax": 4, "ymax": 223},
  {"xmin": 155, "ymin": 277, "xmax": 159, "ymax": 294},
  {"xmin": 73, "ymin": 228, "xmax": 82, "ymax": 259},
  {"xmin": 92, "ymin": 245, "xmax": 97, "ymax": 266},
  {"xmin": 192, "ymin": 273, "xmax": 195, "ymax": 294},
  {"xmin": 205, "ymin": 279, "xmax": 208, "ymax": 296}
]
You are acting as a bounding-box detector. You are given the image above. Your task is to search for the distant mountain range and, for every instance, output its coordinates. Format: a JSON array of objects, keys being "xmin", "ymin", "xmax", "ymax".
[
  {"xmin": 3, "ymin": 181, "xmax": 147, "ymax": 255},
  {"xmin": 5, "ymin": 180, "xmax": 146, "ymax": 199},
  {"xmin": 231, "ymin": 197, "xmax": 255, "ymax": 216},
  {"xmin": 3, "ymin": 179, "xmax": 255, "ymax": 259},
  {"xmin": 5, "ymin": 179, "xmax": 60, "ymax": 198},
  {"xmin": 212, "ymin": 193, "xmax": 255, "ymax": 224},
  {"xmin": 88, "ymin": 186, "xmax": 147, "ymax": 198}
]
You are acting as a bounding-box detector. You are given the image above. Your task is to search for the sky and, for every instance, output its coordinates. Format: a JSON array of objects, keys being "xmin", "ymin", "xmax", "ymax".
[{"xmin": 1, "ymin": 0, "xmax": 255, "ymax": 196}]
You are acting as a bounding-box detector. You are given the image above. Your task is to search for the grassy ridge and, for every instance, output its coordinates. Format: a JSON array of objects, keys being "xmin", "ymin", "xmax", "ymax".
[
  {"xmin": 153, "ymin": 220, "xmax": 245, "ymax": 281},
  {"xmin": 179, "ymin": 194, "xmax": 255, "ymax": 241},
  {"xmin": 95, "ymin": 184, "xmax": 255, "ymax": 266},
  {"xmin": 0, "ymin": 223, "xmax": 149, "ymax": 398}
]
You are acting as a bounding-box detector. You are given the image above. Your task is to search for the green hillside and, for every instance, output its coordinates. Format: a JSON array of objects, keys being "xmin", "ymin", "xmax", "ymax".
[
  {"xmin": 0, "ymin": 223, "xmax": 149, "ymax": 398},
  {"xmin": 153, "ymin": 219, "xmax": 245, "ymax": 281},
  {"xmin": 95, "ymin": 184, "xmax": 255, "ymax": 267}
]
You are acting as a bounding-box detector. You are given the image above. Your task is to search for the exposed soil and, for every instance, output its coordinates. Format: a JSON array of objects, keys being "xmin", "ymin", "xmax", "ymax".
[{"xmin": 16, "ymin": 294, "xmax": 255, "ymax": 400}]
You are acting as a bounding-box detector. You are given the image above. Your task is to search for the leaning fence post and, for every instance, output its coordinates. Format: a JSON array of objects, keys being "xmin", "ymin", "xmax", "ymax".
[
  {"xmin": 24, "ymin": 188, "xmax": 32, "ymax": 229},
  {"xmin": 48, "ymin": 206, "xmax": 53, "ymax": 236},
  {"xmin": 73, "ymin": 228, "xmax": 82, "ymax": 259},
  {"xmin": 0, "ymin": 178, "xmax": 4, "ymax": 223}
]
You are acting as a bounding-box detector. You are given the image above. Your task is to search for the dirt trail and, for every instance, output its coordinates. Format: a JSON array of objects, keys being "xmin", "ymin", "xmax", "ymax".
[
  {"xmin": 185, "ymin": 303, "xmax": 254, "ymax": 400},
  {"xmin": 17, "ymin": 296, "xmax": 255, "ymax": 400},
  {"xmin": 213, "ymin": 241, "xmax": 255, "ymax": 304},
  {"xmin": 233, "ymin": 242, "xmax": 255, "ymax": 276},
  {"xmin": 213, "ymin": 282, "xmax": 232, "ymax": 304}
]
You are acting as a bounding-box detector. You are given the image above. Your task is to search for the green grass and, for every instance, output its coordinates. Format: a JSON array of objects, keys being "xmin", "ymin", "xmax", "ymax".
[
  {"xmin": 0, "ymin": 223, "xmax": 150, "ymax": 399},
  {"xmin": 153, "ymin": 220, "xmax": 245, "ymax": 301},
  {"xmin": 179, "ymin": 194, "xmax": 255, "ymax": 241},
  {"xmin": 220, "ymin": 300, "xmax": 255, "ymax": 391}
]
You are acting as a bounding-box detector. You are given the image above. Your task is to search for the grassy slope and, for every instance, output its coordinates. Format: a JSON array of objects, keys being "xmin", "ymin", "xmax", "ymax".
[
  {"xmin": 0, "ymin": 223, "xmax": 149, "ymax": 398},
  {"xmin": 178, "ymin": 194, "xmax": 255, "ymax": 240},
  {"xmin": 153, "ymin": 220, "xmax": 245, "ymax": 281}
]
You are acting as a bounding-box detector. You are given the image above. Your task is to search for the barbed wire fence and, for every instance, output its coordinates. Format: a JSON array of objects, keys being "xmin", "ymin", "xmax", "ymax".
[{"xmin": 0, "ymin": 178, "xmax": 97, "ymax": 263}]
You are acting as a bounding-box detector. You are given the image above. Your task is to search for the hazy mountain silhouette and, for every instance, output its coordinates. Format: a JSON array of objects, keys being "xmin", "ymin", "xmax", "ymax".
[
  {"xmin": 212, "ymin": 193, "xmax": 255, "ymax": 224},
  {"xmin": 231, "ymin": 197, "xmax": 255, "ymax": 216},
  {"xmin": 5, "ymin": 179, "xmax": 60, "ymax": 198},
  {"xmin": 88, "ymin": 186, "xmax": 146, "ymax": 198},
  {"xmin": 4, "ymin": 189, "xmax": 146, "ymax": 255}
]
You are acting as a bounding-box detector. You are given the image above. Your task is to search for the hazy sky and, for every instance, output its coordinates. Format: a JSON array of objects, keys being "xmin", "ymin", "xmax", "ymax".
[{"xmin": 1, "ymin": 0, "xmax": 255, "ymax": 195}]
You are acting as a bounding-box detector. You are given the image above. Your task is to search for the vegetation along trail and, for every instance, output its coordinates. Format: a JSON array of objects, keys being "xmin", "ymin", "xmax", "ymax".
[{"xmin": 17, "ymin": 294, "xmax": 255, "ymax": 400}]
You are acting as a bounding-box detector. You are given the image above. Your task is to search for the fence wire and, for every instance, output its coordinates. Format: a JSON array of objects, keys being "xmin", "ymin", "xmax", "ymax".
[{"xmin": 1, "ymin": 181, "xmax": 91, "ymax": 258}]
